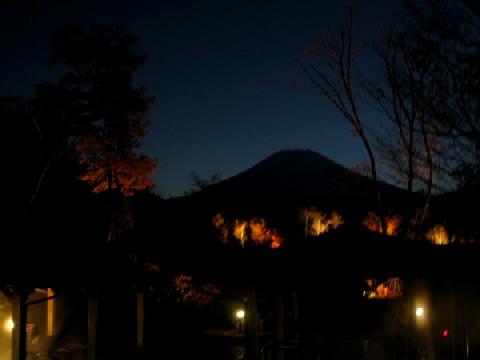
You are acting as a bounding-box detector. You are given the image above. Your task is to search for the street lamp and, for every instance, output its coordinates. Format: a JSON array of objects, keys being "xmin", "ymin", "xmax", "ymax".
[
  {"xmin": 415, "ymin": 304, "xmax": 426, "ymax": 329},
  {"xmin": 235, "ymin": 309, "xmax": 245, "ymax": 333},
  {"xmin": 416, "ymin": 307, "xmax": 425, "ymax": 318},
  {"xmin": 236, "ymin": 310, "xmax": 245, "ymax": 320}
]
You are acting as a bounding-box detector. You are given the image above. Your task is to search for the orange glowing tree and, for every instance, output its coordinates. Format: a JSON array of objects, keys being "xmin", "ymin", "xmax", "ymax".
[{"xmin": 213, "ymin": 213, "xmax": 284, "ymax": 249}]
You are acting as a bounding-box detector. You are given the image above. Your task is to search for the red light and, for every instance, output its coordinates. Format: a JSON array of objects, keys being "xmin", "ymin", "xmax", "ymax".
[{"xmin": 442, "ymin": 329, "xmax": 449, "ymax": 337}]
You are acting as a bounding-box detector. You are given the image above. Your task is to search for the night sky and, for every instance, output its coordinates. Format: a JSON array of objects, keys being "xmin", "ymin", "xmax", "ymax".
[{"xmin": 1, "ymin": 0, "xmax": 401, "ymax": 197}]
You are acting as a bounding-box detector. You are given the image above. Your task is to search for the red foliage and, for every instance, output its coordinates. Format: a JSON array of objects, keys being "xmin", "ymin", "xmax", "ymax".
[{"xmin": 76, "ymin": 134, "xmax": 156, "ymax": 196}]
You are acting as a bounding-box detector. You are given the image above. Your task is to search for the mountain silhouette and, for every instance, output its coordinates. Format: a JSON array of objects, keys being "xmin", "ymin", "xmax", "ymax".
[
  {"xmin": 144, "ymin": 150, "xmax": 407, "ymax": 262},
  {"xmin": 184, "ymin": 149, "xmax": 402, "ymax": 204},
  {"xmin": 137, "ymin": 149, "xmax": 478, "ymax": 278}
]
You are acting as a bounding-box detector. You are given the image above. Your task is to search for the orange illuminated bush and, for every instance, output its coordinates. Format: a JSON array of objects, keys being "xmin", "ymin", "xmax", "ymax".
[
  {"xmin": 212, "ymin": 213, "xmax": 228, "ymax": 243},
  {"xmin": 362, "ymin": 212, "xmax": 402, "ymax": 236},
  {"xmin": 425, "ymin": 224, "xmax": 449, "ymax": 245},
  {"xmin": 301, "ymin": 208, "xmax": 344, "ymax": 236},
  {"xmin": 173, "ymin": 273, "xmax": 220, "ymax": 306},
  {"xmin": 212, "ymin": 214, "xmax": 284, "ymax": 249},
  {"xmin": 363, "ymin": 277, "xmax": 403, "ymax": 299}
]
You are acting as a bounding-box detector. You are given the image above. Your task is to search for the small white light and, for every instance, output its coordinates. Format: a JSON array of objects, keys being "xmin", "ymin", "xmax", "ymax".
[
  {"xmin": 5, "ymin": 318, "xmax": 14, "ymax": 331},
  {"xmin": 416, "ymin": 307, "xmax": 424, "ymax": 317},
  {"xmin": 235, "ymin": 310, "xmax": 245, "ymax": 319}
]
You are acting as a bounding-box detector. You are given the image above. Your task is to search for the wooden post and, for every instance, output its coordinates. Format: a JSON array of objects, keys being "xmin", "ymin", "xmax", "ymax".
[
  {"xmin": 47, "ymin": 288, "xmax": 55, "ymax": 337},
  {"xmin": 245, "ymin": 289, "xmax": 258, "ymax": 360},
  {"xmin": 88, "ymin": 291, "xmax": 98, "ymax": 360},
  {"xmin": 136, "ymin": 290, "xmax": 145, "ymax": 351},
  {"xmin": 274, "ymin": 295, "xmax": 284, "ymax": 360},
  {"xmin": 292, "ymin": 291, "xmax": 299, "ymax": 344},
  {"xmin": 11, "ymin": 288, "xmax": 29, "ymax": 360}
]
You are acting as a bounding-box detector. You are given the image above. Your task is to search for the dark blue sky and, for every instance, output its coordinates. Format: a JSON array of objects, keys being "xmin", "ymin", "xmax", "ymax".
[{"xmin": 1, "ymin": 0, "xmax": 401, "ymax": 196}]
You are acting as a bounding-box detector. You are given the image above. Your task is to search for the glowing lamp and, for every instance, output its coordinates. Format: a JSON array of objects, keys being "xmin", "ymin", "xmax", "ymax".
[
  {"xmin": 4, "ymin": 318, "xmax": 14, "ymax": 331},
  {"xmin": 415, "ymin": 307, "xmax": 424, "ymax": 317},
  {"xmin": 235, "ymin": 310, "xmax": 245, "ymax": 319},
  {"xmin": 442, "ymin": 329, "xmax": 449, "ymax": 337}
]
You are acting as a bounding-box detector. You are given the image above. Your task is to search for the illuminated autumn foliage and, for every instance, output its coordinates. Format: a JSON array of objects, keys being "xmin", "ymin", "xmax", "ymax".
[
  {"xmin": 271, "ymin": 233, "xmax": 282, "ymax": 249},
  {"xmin": 362, "ymin": 212, "xmax": 402, "ymax": 236},
  {"xmin": 173, "ymin": 273, "xmax": 220, "ymax": 306},
  {"xmin": 330, "ymin": 211, "xmax": 344, "ymax": 229},
  {"xmin": 301, "ymin": 208, "xmax": 344, "ymax": 236},
  {"xmin": 363, "ymin": 277, "xmax": 404, "ymax": 299},
  {"xmin": 212, "ymin": 213, "xmax": 284, "ymax": 249},
  {"xmin": 233, "ymin": 219, "xmax": 248, "ymax": 247},
  {"xmin": 425, "ymin": 224, "xmax": 449, "ymax": 245},
  {"xmin": 212, "ymin": 213, "xmax": 228, "ymax": 243},
  {"xmin": 249, "ymin": 218, "xmax": 271, "ymax": 243},
  {"xmin": 76, "ymin": 135, "xmax": 156, "ymax": 196}
]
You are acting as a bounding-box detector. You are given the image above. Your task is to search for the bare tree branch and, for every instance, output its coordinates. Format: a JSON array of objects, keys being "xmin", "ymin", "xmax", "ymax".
[{"xmin": 302, "ymin": 11, "xmax": 387, "ymax": 234}]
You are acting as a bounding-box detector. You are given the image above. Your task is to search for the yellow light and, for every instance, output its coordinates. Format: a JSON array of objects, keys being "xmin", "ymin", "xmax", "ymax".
[
  {"xmin": 5, "ymin": 318, "xmax": 14, "ymax": 331},
  {"xmin": 235, "ymin": 310, "xmax": 245, "ymax": 319},
  {"xmin": 416, "ymin": 307, "xmax": 424, "ymax": 317}
]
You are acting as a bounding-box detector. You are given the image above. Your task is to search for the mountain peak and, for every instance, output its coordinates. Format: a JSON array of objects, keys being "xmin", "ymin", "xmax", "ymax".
[
  {"xmin": 187, "ymin": 149, "xmax": 395, "ymax": 201},
  {"xmin": 252, "ymin": 149, "xmax": 346, "ymax": 174}
]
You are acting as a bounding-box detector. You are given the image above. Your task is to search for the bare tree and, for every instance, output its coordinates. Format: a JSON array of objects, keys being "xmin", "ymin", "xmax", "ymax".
[
  {"xmin": 301, "ymin": 10, "xmax": 387, "ymax": 234},
  {"xmin": 184, "ymin": 172, "xmax": 221, "ymax": 195},
  {"xmin": 367, "ymin": 27, "xmax": 439, "ymax": 239},
  {"xmin": 302, "ymin": 1, "xmax": 480, "ymax": 239},
  {"xmin": 402, "ymin": 0, "xmax": 480, "ymax": 191}
]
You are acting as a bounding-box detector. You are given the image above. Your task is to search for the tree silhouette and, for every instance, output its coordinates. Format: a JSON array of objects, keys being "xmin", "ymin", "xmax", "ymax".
[
  {"xmin": 48, "ymin": 24, "xmax": 156, "ymax": 197},
  {"xmin": 184, "ymin": 171, "xmax": 221, "ymax": 195},
  {"xmin": 1, "ymin": 88, "xmax": 77, "ymax": 219},
  {"xmin": 44, "ymin": 24, "xmax": 156, "ymax": 243},
  {"xmin": 302, "ymin": 2, "xmax": 480, "ymax": 239},
  {"xmin": 365, "ymin": 24, "xmax": 442, "ymax": 239},
  {"xmin": 2, "ymin": 96, "xmax": 42, "ymax": 218},
  {"xmin": 301, "ymin": 10, "xmax": 388, "ymax": 235},
  {"xmin": 401, "ymin": 0, "xmax": 480, "ymax": 191}
]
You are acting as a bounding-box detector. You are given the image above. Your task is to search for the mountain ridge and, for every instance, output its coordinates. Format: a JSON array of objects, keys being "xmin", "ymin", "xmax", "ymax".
[{"xmin": 182, "ymin": 149, "xmax": 402, "ymax": 201}]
